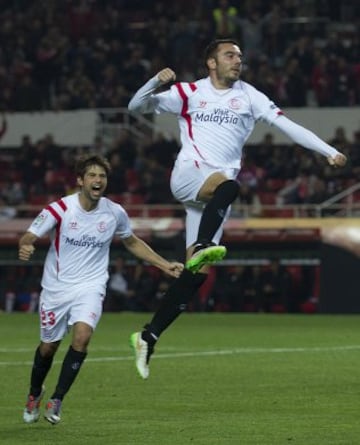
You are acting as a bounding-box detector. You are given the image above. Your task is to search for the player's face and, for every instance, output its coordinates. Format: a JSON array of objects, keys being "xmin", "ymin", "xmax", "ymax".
[
  {"xmin": 78, "ymin": 164, "xmax": 108, "ymax": 203},
  {"xmin": 210, "ymin": 43, "xmax": 242, "ymax": 87}
]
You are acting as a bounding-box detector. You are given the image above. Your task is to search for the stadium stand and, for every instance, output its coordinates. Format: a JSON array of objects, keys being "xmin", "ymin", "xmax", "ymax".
[{"xmin": 0, "ymin": 0, "xmax": 359, "ymax": 313}]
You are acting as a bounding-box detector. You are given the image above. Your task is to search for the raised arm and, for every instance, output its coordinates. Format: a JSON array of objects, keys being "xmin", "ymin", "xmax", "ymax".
[
  {"xmin": 128, "ymin": 68, "xmax": 176, "ymax": 114},
  {"xmin": 121, "ymin": 234, "xmax": 183, "ymax": 278}
]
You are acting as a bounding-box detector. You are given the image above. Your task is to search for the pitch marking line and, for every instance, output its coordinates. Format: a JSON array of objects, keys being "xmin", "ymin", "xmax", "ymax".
[{"xmin": 0, "ymin": 345, "xmax": 359, "ymax": 366}]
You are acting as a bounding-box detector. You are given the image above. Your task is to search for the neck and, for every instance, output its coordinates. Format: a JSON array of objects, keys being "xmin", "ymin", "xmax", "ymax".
[
  {"xmin": 78, "ymin": 193, "xmax": 98, "ymax": 211},
  {"xmin": 209, "ymin": 76, "xmax": 234, "ymax": 90}
]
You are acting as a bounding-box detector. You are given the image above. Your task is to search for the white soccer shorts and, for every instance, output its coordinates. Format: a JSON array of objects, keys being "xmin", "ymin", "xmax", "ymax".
[
  {"xmin": 38, "ymin": 287, "xmax": 105, "ymax": 343},
  {"xmin": 170, "ymin": 159, "xmax": 237, "ymax": 247}
]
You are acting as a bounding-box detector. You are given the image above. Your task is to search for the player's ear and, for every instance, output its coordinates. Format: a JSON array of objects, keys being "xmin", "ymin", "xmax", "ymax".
[
  {"xmin": 77, "ymin": 176, "xmax": 83, "ymax": 187},
  {"xmin": 207, "ymin": 57, "xmax": 216, "ymax": 70}
]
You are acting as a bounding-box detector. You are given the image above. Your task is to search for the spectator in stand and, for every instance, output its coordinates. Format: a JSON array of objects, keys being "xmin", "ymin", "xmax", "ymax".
[
  {"xmin": 106, "ymin": 256, "xmax": 137, "ymax": 312},
  {"xmin": 140, "ymin": 157, "xmax": 173, "ymax": 204},
  {"xmin": 90, "ymin": 135, "xmax": 109, "ymax": 158},
  {"xmin": 236, "ymin": 182, "xmax": 263, "ymax": 217},
  {"xmin": 132, "ymin": 263, "xmax": 159, "ymax": 312},
  {"xmin": 0, "ymin": 196, "xmax": 17, "ymax": 221},
  {"xmin": 311, "ymin": 52, "xmax": 333, "ymax": 106},
  {"xmin": 106, "ymin": 151, "xmax": 127, "ymax": 195},
  {"xmin": 151, "ymin": 271, "xmax": 173, "ymax": 312},
  {"xmin": 212, "ymin": 0, "xmax": 239, "ymax": 38},
  {"xmin": 276, "ymin": 169, "xmax": 317, "ymax": 206},
  {"xmin": 285, "ymin": 35, "xmax": 315, "ymax": 80},
  {"xmin": 110, "ymin": 130, "xmax": 137, "ymax": 169},
  {"xmin": 233, "ymin": 8, "xmax": 274, "ymax": 63},
  {"xmin": 211, "ymin": 265, "xmax": 246, "ymax": 312},
  {"xmin": 251, "ymin": 58, "xmax": 279, "ymax": 100},
  {"xmin": 13, "ymin": 75, "xmax": 42, "ymax": 111},
  {"xmin": 123, "ymin": 46, "xmax": 151, "ymax": 93},
  {"xmin": 0, "ymin": 1, "xmax": 359, "ymax": 110},
  {"xmin": 243, "ymin": 265, "xmax": 262, "ymax": 312},
  {"xmin": 331, "ymin": 56, "xmax": 355, "ymax": 106},
  {"xmin": 282, "ymin": 58, "xmax": 307, "ymax": 107},
  {"xmin": 2, "ymin": 180, "xmax": 25, "ymax": 206},
  {"xmin": 259, "ymin": 260, "xmax": 292, "ymax": 312},
  {"xmin": 304, "ymin": 177, "xmax": 331, "ymax": 204},
  {"xmin": 328, "ymin": 126, "xmax": 351, "ymax": 151}
]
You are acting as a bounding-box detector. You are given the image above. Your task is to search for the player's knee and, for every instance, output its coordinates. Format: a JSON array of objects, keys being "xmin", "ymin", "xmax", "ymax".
[
  {"xmin": 214, "ymin": 180, "xmax": 239, "ymax": 204},
  {"xmin": 39, "ymin": 342, "xmax": 59, "ymax": 358}
]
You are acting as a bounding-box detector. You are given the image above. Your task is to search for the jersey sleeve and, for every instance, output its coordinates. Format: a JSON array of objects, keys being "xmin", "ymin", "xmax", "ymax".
[
  {"xmin": 115, "ymin": 206, "xmax": 134, "ymax": 239},
  {"xmin": 247, "ymin": 84, "xmax": 284, "ymax": 124},
  {"xmin": 128, "ymin": 76, "xmax": 183, "ymax": 115},
  {"xmin": 152, "ymin": 83, "xmax": 184, "ymax": 114},
  {"xmin": 128, "ymin": 75, "xmax": 184, "ymax": 115},
  {"xmin": 27, "ymin": 207, "xmax": 58, "ymax": 238}
]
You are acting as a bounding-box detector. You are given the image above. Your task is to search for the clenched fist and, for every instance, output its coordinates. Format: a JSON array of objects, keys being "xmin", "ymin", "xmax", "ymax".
[
  {"xmin": 327, "ymin": 153, "xmax": 347, "ymax": 167},
  {"xmin": 157, "ymin": 68, "xmax": 176, "ymax": 85},
  {"xmin": 19, "ymin": 245, "xmax": 35, "ymax": 261}
]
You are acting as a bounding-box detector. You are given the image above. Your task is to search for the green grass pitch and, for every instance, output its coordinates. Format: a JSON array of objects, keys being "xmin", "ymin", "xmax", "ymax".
[{"xmin": 1, "ymin": 312, "xmax": 360, "ymax": 445}]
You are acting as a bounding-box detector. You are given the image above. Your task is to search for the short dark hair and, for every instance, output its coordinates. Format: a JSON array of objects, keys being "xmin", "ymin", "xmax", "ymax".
[
  {"xmin": 204, "ymin": 39, "xmax": 240, "ymax": 67},
  {"xmin": 75, "ymin": 154, "xmax": 111, "ymax": 178}
]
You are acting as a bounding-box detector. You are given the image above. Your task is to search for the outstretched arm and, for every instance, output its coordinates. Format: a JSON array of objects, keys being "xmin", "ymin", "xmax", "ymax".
[
  {"xmin": 121, "ymin": 234, "xmax": 183, "ymax": 278},
  {"xmin": 273, "ymin": 116, "xmax": 347, "ymax": 167},
  {"xmin": 128, "ymin": 68, "xmax": 176, "ymax": 114}
]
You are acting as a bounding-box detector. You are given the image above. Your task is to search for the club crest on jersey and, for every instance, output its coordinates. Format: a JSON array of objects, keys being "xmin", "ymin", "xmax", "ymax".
[
  {"xmin": 33, "ymin": 212, "xmax": 47, "ymax": 228},
  {"xmin": 228, "ymin": 98, "xmax": 242, "ymax": 110},
  {"xmin": 199, "ymin": 100, "xmax": 207, "ymax": 108},
  {"xmin": 97, "ymin": 221, "xmax": 107, "ymax": 232}
]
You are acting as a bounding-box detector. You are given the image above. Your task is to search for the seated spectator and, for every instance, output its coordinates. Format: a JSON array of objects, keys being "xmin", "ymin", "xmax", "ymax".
[
  {"xmin": 132, "ymin": 263, "xmax": 159, "ymax": 312},
  {"xmin": 2, "ymin": 180, "xmax": 25, "ymax": 206},
  {"xmin": 259, "ymin": 260, "xmax": 292, "ymax": 312},
  {"xmin": 106, "ymin": 257, "xmax": 137, "ymax": 312},
  {"xmin": 0, "ymin": 196, "xmax": 17, "ymax": 221},
  {"xmin": 235, "ymin": 183, "xmax": 262, "ymax": 217},
  {"xmin": 211, "ymin": 266, "xmax": 246, "ymax": 312}
]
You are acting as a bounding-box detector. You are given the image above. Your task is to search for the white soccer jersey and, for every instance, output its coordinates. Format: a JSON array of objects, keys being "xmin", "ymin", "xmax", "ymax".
[
  {"xmin": 136, "ymin": 77, "xmax": 282, "ymax": 169},
  {"xmin": 129, "ymin": 75, "xmax": 339, "ymax": 166},
  {"xmin": 27, "ymin": 193, "xmax": 133, "ymax": 292}
]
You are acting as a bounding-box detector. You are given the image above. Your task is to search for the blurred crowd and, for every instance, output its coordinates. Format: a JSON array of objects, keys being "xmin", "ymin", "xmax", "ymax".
[
  {"xmin": 0, "ymin": 0, "xmax": 359, "ymax": 313},
  {"xmin": 0, "ymin": 124, "xmax": 359, "ymax": 218},
  {"xmin": 0, "ymin": 0, "xmax": 359, "ymax": 112},
  {"xmin": 0, "ymin": 257, "xmax": 319, "ymax": 314}
]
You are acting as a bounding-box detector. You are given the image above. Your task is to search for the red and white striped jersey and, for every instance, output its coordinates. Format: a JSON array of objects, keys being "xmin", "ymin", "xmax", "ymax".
[{"xmin": 27, "ymin": 193, "xmax": 133, "ymax": 292}]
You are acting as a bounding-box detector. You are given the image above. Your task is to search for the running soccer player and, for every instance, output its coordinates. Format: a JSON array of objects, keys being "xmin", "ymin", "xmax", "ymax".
[
  {"xmin": 128, "ymin": 39, "xmax": 347, "ymax": 379},
  {"xmin": 20, "ymin": 154, "xmax": 183, "ymax": 424}
]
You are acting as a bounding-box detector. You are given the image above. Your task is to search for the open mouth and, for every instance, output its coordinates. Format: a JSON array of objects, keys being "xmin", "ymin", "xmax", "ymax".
[{"xmin": 91, "ymin": 185, "xmax": 102, "ymax": 195}]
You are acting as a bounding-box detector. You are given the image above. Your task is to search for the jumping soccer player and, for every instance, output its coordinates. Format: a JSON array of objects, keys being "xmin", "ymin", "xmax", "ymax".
[{"xmin": 128, "ymin": 39, "xmax": 347, "ymax": 379}]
